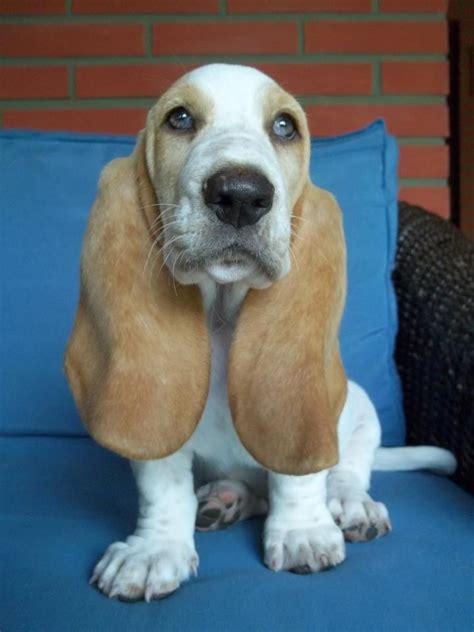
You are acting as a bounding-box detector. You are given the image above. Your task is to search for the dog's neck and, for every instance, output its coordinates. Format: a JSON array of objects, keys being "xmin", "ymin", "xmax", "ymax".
[{"xmin": 199, "ymin": 280, "xmax": 249, "ymax": 331}]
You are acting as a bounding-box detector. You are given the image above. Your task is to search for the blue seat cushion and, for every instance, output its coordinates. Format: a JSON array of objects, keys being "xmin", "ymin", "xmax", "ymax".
[
  {"xmin": 0, "ymin": 120, "xmax": 404, "ymax": 445},
  {"xmin": 1, "ymin": 436, "xmax": 472, "ymax": 631}
]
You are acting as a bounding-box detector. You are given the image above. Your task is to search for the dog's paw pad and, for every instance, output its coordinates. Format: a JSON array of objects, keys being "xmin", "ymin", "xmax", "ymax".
[
  {"xmin": 343, "ymin": 517, "xmax": 391, "ymax": 542},
  {"xmin": 195, "ymin": 479, "xmax": 267, "ymax": 532}
]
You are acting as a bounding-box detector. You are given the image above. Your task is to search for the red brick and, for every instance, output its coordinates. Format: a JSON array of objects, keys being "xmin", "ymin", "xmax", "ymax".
[
  {"xmin": 76, "ymin": 62, "xmax": 372, "ymax": 98},
  {"xmin": 0, "ymin": 0, "xmax": 65, "ymax": 15},
  {"xmin": 255, "ymin": 63, "xmax": 372, "ymax": 95},
  {"xmin": 399, "ymin": 145, "xmax": 449, "ymax": 178},
  {"xmin": 306, "ymin": 104, "xmax": 449, "ymax": 136},
  {"xmin": 228, "ymin": 0, "xmax": 371, "ymax": 12},
  {"xmin": 153, "ymin": 22, "xmax": 298, "ymax": 55},
  {"xmin": 399, "ymin": 187, "xmax": 450, "ymax": 219},
  {"xmin": 380, "ymin": 0, "xmax": 448, "ymax": 12},
  {"xmin": 2, "ymin": 108, "xmax": 147, "ymax": 134},
  {"xmin": 305, "ymin": 21, "xmax": 447, "ymax": 54},
  {"xmin": 76, "ymin": 64, "xmax": 198, "ymax": 98},
  {"xmin": 382, "ymin": 61, "xmax": 448, "ymax": 95},
  {"xmin": 0, "ymin": 24, "xmax": 145, "ymax": 58},
  {"xmin": 0, "ymin": 66, "xmax": 68, "ymax": 99},
  {"xmin": 72, "ymin": 0, "xmax": 218, "ymax": 13}
]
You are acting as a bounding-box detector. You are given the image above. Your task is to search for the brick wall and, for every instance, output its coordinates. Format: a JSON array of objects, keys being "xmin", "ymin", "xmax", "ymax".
[{"xmin": 0, "ymin": 0, "xmax": 450, "ymax": 218}]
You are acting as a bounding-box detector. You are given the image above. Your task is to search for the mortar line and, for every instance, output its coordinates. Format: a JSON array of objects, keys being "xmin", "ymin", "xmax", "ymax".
[
  {"xmin": 297, "ymin": 16, "xmax": 305, "ymax": 54},
  {"xmin": 68, "ymin": 63, "xmax": 75, "ymax": 100},
  {"xmin": 0, "ymin": 13, "xmax": 447, "ymax": 24},
  {"xmin": 0, "ymin": 54, "xmax": 448, "ymax": 65},
  {"xmin": 373, "ymin": 60, "xmax": 382, "ymax": 96},
  {"xmin": 0, "ymin": 95, "xmax": 447, "ymax": 108},
  {"xmin": 144, "ymin": 22, "xmax": 153, "ymax": 57}
]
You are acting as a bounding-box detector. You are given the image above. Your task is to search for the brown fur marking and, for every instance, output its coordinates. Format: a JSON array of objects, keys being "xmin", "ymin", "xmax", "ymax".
[
  {"xmin": 64, "ymin": 136, "xmax": 210, "ymax": 460},
  {"xmin": 228, "ymin": 183, "xmax": 347, "ymax": 475}
]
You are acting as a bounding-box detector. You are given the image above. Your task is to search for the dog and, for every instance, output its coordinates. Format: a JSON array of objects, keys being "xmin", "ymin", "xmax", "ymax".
[{"xmin": 64, "ymin": 64, "xmax": 456, "ymax": 602}]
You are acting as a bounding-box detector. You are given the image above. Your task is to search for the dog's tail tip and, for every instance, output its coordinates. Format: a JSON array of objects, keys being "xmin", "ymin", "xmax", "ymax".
[{"xmin": 373, "ymin": 446, "xmax": 457, "ymax": 475}]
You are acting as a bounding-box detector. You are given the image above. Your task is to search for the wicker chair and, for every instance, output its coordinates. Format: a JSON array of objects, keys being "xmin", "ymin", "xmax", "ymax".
[{"xmin": 393, "ymin": 202, "xmax": 474, "ymax": 493}]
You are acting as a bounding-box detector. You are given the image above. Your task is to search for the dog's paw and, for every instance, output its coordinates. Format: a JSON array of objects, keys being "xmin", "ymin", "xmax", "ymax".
[
  {"xmin": 195, "ymin": 479, "xmax": 267, "ymax": 531},
  {"xmin": 263, "ymin": 520, "xmax": 345, "ymax": 574},
  {"xmin": 90, "ymin": 536, "xmax": 198, "ymax": 602},
  {"xmin": 328, "ymin": 492, "xmax": 391, "ymax": 542}
]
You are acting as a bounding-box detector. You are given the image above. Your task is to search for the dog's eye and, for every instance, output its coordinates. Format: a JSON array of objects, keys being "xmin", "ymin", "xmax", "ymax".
[
  {"xmin": 167, "ymin": 107, "xmax": 194, "ymax": 131},
  {"xmin": 272, "ymin": 114, "xmax": 296, "ymax": 140}
]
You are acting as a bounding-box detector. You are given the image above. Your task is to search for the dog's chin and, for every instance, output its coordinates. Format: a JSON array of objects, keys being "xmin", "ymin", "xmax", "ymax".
[{"xmin": 206, "ymin": 258, "xmax": 257, "ymax": 284}]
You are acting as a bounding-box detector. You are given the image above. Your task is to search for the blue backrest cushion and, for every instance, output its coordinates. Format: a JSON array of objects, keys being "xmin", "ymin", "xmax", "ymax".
[{"xmin": 0, "ymin": 120, "xmax": 405, "ymax": 445}]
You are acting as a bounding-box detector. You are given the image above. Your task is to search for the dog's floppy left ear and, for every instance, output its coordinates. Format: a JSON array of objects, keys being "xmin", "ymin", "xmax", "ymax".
[
  {"xmin": 228, "ymin": 183, "xmax": 347, "ymax": 475},
  {"xmin": 64, "ymin": 134, "xmax": 210, "ymax": 460}
]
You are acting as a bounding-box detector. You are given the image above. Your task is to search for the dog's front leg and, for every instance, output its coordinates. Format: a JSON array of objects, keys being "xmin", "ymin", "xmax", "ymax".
[
  {"xmin": 264, "ymin": 470, "xmax": 345, "ymax": 574},
  {"xmin": 91, "ymin": 447, "xmax": 197, "ymax": 601}
]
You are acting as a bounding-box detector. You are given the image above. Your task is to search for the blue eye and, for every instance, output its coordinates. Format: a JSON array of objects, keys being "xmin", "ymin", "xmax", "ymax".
[
  {"xmin": 273, "ymin": 114, "xmax": 296, "ymax": 140},
  {"xmin": 167, "ymin": 107, "xmax": 194, "ymax": 131}
]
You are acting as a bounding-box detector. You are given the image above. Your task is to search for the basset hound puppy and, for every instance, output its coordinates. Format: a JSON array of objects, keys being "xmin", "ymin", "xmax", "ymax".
[{"xmin": 65, "ymin": 64, "xmax": 456, "ymax": 602}]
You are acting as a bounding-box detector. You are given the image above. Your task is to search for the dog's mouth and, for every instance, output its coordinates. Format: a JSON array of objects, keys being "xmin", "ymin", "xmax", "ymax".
[
  {"xmin": 220, "ymin": 255, "xmax": 246, "ymax": 266},
  {"xmin": 158, "ymin": 181, "xmax": 292, "ymax": 284},
  {"xmin": 216, "ymin": 246, "xmax": 251, "ymax": 267},
  {"xmin": 165, "ymin": 238, "xmax": 284, "ymax": 286},
  {"xmin": 174, "ymin": 243, "xmax": 257, "ymax": 269}
]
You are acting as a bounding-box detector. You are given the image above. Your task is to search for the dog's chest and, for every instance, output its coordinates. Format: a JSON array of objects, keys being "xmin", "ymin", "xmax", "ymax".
[{"xmin": 189, "ymin": 284, "xmax": 265, "ymax": 492}]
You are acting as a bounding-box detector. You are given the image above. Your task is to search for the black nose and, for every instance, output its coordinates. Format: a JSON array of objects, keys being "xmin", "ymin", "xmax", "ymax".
[{"xmin": 203, "ymin": 167, "xmax": 274, "ymax": 229}]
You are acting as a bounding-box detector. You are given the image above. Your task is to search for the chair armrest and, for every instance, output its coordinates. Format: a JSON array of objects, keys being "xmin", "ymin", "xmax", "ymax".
[{"xmin": 393, "ymin": 201, "xmax": 474, "ymax": 493}]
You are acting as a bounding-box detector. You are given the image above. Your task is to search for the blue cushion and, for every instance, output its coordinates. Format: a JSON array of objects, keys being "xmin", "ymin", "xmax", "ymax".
[
  {"xmin": 0, "ymin": 121, "xmax": 404, "ymax": 444},
  {"xmin": 1, "ymin": 436, "xmax": 472, "ymax": 631},
  {"xmin": 311, "ymin": 122, "xmax": 402, "ymax": 445}
]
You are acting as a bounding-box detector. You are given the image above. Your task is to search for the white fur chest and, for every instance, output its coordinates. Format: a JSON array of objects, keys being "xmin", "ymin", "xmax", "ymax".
[{"xmin": 188, "ymin": 282, "xmax": 266, "ymax": 493}]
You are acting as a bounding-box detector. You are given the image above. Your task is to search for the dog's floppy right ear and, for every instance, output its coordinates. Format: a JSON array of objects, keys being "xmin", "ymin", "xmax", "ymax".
[
  {"xmin": 64, "ymin": 134, "xmax": 210, "ymax": 460},
  {"xmin": 228, "ymin": 183, "xmax": 347, "ymax": 475}
]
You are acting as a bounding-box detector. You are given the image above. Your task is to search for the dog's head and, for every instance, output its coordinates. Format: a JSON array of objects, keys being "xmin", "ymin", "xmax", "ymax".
[{"xmin": 143, "ymin": 64, "xmax": 310, "ymax": 290}]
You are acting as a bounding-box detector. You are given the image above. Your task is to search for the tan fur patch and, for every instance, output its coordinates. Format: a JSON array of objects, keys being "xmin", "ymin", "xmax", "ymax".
[
  {"xmin": 228, "ymin": 183, "xmax": 347, "ymax": 475},
  {"xmin": 262, "ymin": 83, "xmax": 309, "ymax": 209},
  {"xmin": 64, "ymin": 136, "xmax": 210, "ymax": 460},
  {"xmin": 144, "ymin": 83, "xmax": 214, "ymax": 228}
]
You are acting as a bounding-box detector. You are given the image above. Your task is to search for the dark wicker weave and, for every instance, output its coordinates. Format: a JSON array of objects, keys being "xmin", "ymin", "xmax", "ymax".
[{"xmin": 393, "ymin": 201, "xmax": 474, "ymax": 493}]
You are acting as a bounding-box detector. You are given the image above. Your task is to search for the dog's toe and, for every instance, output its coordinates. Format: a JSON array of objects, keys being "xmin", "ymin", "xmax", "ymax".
[
  {"xmin": 329, "ymin": 495, "xmax": 392, "ymax": 543},
  {"xmin": 264, "ymin": 521, "xmax": 345, "ymax": 574},
  {"xmin": 91, "ymin": 538, "xmax": 197, "ymax": 601}
]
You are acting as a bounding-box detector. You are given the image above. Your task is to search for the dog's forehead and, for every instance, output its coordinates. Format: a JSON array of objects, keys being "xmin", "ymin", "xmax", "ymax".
[{"xmin": 182, "ymin": 64, "xmax": 277, "ymax": 123}]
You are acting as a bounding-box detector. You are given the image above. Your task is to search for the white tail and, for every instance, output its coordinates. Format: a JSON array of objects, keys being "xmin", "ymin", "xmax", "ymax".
[{"xmin": 373, "ymin": 446, "xmax": 457, "ymax": 475}]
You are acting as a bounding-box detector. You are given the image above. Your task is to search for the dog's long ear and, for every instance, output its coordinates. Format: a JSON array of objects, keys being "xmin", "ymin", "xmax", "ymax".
[
  {"xmin": 228, "ymin": 183, "xmax": 347, "ymax": 475},
  {"xmin": 64, "ymin": 134, "xmax": 210, "ymax": 460}
]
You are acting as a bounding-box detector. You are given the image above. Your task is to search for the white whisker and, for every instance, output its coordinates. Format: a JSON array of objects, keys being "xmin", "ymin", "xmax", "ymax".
[
  {"xmin": 150, "ymin": 234, "xmax": 187, "ymax": 288},
  {"xmin": 289, "ymin": 243, "xmax": 300, "ymax": 273},
  {"xmin": 171, "ymin": 250, "xmax": 186, "ymax": 296},
  {"xmin": 148, "ymin": 207, "xmax": 179, "ymax": 231},
  {"xmin": 143, "ymin": 220, "xmax": 185, "ymax": 279},
  {"xmin": 290, "ymin": 229, "xmax": 305, "ymax": 243},
  {"xmin": 150, "ymin": 219, "xmax": 184, "ymax": 238},
  {"xmin": 290, "ymin": 213, "xmax": 312, "ymax": 224},
  {"xmin": 138, "ymin": 202, "xmax": 181, "ymax": 210},
  {"xmin": 144, "ymin": 233, "xmax": 184, "ymax": 289}
]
